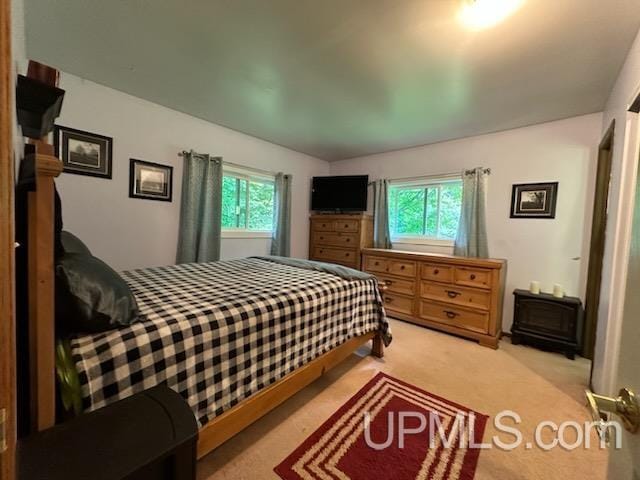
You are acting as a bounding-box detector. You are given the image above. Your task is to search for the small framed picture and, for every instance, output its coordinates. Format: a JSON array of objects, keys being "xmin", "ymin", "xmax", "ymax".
[
  {"xmin": 54, "ymin": 126, "xmax": 113, "ymax": 179},
  {"xmin": 129, "ymin": 159, "xmax": 173, "ymax": 202},
  {"xmin": 510, "ymin": 182, "xmax": 558, "ymax": 219}
]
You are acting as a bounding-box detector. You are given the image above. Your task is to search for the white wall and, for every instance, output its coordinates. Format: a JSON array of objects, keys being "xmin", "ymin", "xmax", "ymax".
[
  {"xmin": 55, "ymin": 74, "xmax": 329, "ymax": 271},
  {"xmin": 330, "ymin": 113, "xmax": 603, "ymax": 332},
  {"xmin": 591, "ymin": 28, "xmax": 640, "ymax": 395}
]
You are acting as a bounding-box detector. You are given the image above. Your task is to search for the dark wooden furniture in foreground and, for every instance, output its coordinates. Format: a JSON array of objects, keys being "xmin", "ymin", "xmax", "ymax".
[
  {"xmin": 23, "ymin": 156, "xmax": 386, "ymax": 460},
  {"xmin": 362, "ymin": 248, "xmax": 506, "ymax": 348},
  {"xmin": 309, "ymin": 213, "xmax": 373, "ymax": 269},
  {"xmin": 18, "ymin": 386, "xmax": 198, "ymax": 480},
  {"xmin": 511, "ymin": 289, "xmax": 584, "ymax": 359}
]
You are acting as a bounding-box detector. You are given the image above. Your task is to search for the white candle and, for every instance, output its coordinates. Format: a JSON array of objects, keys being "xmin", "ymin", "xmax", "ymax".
[
  {"xmin": 529, "ymin": 281, "xmax": 540, "ymax": 294},
  {"xmin": 553, "ymin": 284, "xmax": 564, "ymax": 298}
]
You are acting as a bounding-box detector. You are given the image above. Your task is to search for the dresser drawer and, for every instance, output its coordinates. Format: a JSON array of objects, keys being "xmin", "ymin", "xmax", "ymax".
[
  {"xmin": 378, "ymin": 275, "xmax": 416, "ymax": 296},
  {"xmin": 388, "ymin": 260, "xmax": 416, "ymax": 278},
  {"xmin": 420, "ymin": 301, "xmax": 489, "ymax": 334},
  {"xmin": 313, "ymin": 232, "xmax": 358, "ymax": 248},
  {"xmin": 314, "ymin": 246, "xmax": 357, "ymax": 265},
  {"xmin": 421, "ymin": 263, "xmax": 454, "ymax": 283},
  {"xmin": 420, "ymin": 281, "xmax": 490, "ymax": 311},
  {"xmin": 364, "ymin": 256, "xmax": 388, "ymax": 274},
  {"xmin": 454, "ymin": 267, "xmax": 491, "ymax": 289},
  {"xmin": 313, "ymin": 219, "xmax": 336, "ymax": 231},
  {"xmin": 383, "ymin": 293, "xmax": 414, "ymax": 316},
  {"xmin": 334, "ymin": 219, "xmax": 360, "ymax": 233}
]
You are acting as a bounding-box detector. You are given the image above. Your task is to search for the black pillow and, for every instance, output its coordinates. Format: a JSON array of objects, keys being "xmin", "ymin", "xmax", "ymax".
[
  {"xmin": 56, "ymin": 253, "xmax": 140, "ymax": 334},
  {"xmin": 61, "ymin": 231, "xmax": 92, "ymax": 256}
]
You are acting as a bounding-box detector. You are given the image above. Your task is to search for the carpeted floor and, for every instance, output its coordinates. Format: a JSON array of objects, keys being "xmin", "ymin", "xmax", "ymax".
[{"xmin": 197, "ymin": 319, "xmax": 608, "ymax": 480}]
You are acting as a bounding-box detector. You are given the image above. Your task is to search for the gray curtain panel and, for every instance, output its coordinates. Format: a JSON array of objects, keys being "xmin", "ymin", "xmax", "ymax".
[
  {"xmin": 454, "ymin": 167, "xmax": 490, "ymax": 258},
  {"xmin": 176, "ymin": 152, "xmax": 223, "ymax": 263},
  {"xmin": 373, "ymin": 179, "xmax": 392, "ymax": 249},
  {"xmin": 271, "ymin": 172, "xmax": 292, "ymax": 256}
]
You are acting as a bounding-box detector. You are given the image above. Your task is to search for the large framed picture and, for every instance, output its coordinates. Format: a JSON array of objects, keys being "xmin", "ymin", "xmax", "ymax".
[
  {"xmin": 510, "ymin": 182, "xmax": 558, "ymax": 219},
  {"xmin": 54, "ymin": 125, "xmax": 113, "ymax": 179},
  {"xmin": 129, "ymin": 159, "xmax": 173, "ymax": 202}
]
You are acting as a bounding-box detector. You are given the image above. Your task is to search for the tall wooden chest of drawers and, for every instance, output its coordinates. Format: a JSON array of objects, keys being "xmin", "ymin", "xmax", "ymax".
[
  {"xmin": 362, "ymin": 248, "xmax": 507, "ymax": 348},
  {"xmin": 309, "ymin": 214, "xmax": 373, "ymax": 270}
]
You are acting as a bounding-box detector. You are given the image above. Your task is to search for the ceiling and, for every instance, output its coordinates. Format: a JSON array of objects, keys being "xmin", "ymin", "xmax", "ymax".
[{"xmin": 25, "ymin": 0, "xmax": 640, "ymax": 160}]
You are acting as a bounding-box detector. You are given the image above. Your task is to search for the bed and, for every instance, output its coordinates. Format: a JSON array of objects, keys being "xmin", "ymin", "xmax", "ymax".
[{"xmin": 24, "ymin": 153, "xmax": 390, "ymax": 459}]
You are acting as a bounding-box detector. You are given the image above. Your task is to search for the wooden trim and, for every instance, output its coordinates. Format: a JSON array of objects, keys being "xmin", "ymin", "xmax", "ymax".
[
  {"xmin": 27, "ymin": 154, "xmax": 62, "ymax": 432},
  {"xmin": 584, "ymin": 121, "xmax": 615, "ymax": 360},
  {"xmin": 0, "ymin": 0, "xmax": 15, "ymax": 475},
  {"xmin": 197, "ymin": 332, "xmax": 379, "ymax": 458}
]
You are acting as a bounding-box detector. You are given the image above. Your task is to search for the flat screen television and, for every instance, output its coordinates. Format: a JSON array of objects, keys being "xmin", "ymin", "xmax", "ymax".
[{"xmin": 311, "ymin": 175, "xmax": 369, "ymax": 212}]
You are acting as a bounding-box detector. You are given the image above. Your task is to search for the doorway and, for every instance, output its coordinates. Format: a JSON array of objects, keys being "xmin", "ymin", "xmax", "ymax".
[{"xmin": 583, "ymin": 121, "xmax": 615, "ymax": 362}]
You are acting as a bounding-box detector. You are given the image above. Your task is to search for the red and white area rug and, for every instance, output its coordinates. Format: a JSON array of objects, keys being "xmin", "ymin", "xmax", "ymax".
[{"xmin": 275, "ymin": 372, "xmax": 488, "ymax": 480}]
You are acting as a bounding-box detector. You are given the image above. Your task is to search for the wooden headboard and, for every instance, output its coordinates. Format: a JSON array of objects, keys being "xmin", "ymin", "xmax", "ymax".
[{"xmin": 25, "ymin": 149, "xmax": 62, "ymax": 432}]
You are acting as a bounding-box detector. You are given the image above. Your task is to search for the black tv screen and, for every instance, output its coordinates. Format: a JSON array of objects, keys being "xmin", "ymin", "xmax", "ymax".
[{"xmin": 311, "ymin": 175, "xmax": 369, "ymax": 212}]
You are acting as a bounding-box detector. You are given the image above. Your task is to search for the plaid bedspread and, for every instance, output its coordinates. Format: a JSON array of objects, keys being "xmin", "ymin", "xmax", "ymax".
[{"xmin": 70, "ymin": 258, "xmax": 389, "ymax": 426}]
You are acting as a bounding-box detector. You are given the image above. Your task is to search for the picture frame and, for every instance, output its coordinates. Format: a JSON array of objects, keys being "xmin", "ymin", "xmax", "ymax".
[
  {"xmin": 129, "ymin": 159, "xmax": 173, "ymax": 202},
  {"xmin": 510, "ymin": 182, "xmax": 558, "ymax": 219},
  {"xmin": 54, "ymin": 125, "xmax": 113, "ymax": 179}
]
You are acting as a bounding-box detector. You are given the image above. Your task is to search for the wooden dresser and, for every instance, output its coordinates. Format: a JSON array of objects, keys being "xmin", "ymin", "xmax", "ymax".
[
  {"xmin": 309, "ymin": 214, "xmax": 373, "ymax": 270},
  {"xmin": 362, "ymin": 248, "xmax": 507, "ymax": 348}
]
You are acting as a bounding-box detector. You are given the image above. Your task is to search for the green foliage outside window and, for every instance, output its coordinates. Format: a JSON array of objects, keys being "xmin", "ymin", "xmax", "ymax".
[
  {"xmin": 222, "ymin": 174, "xmax": 274, "ymax": 231},
  {"xmin": 389, "ymin": 181, "xmax": 462, "ymax": 240}
]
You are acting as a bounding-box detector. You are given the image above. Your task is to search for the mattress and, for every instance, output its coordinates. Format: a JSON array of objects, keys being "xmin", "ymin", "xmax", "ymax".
[{"xmin": 69, "ymin": 257, "xmax": 390, "ymax": 426}]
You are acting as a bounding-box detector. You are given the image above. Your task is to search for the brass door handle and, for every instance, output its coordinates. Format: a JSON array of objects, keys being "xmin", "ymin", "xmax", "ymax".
[
  {"xmin": 446, "ymin": 290, "xmax": 461, "ymax": 298},
  {"xmin": 586, "ymin": 388, "xmax": 640, "ymax": 438}
]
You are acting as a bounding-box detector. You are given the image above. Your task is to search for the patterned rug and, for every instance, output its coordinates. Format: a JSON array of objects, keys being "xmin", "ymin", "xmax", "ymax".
[{"xmin": 275, "ymin": 372, "xmax": 488, "ymax": 480}]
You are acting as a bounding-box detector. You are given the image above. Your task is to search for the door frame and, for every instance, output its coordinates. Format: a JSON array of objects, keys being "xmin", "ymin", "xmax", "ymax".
[
  {"xmin": 583, "ymin": 121, "xmax": 615, "ymax": 360},
  {"xmin": 0, "ymin": 0, "xmax": 16, "ymax": 478}
]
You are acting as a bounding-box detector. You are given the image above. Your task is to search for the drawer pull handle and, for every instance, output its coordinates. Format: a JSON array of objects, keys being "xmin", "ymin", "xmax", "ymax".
[
  {"xmin": 344, "ymin": 224, "xmax": 349, "ymax": 228},
  {"xmin": 444, "ymin": 310, "xmax": 459, "ymax": 319},
  {"xmin": 434, "ymin": 269, "xmax": 439, "ymax": 274},
  {"xmin": 346, "ymin": 238, "xmax": 351, "ymax": 242},
  {"xmin": 470, "ymin": 274, "xmax": 477, "ymax": 280},
  {"xmin": 345, "ymin": 253, "xmax": 350, "ymax": 257},
  {"xmin": 446, "ymin": 290, "xmax": 461, "ymax": 298},
  {"xmin": 385, "ymin": 297, "xmax": 394, "ymax": 303},
  {"xmin": 375, "ymin": 262, "xmax": 379, "ymax": 266},
  {"xmin": 400, "ymin": 265, "xmax": 406, "ymax": 270},
  {"xmin": 385, "ymin": 280, "xmax": 393, "ymax": 286}
]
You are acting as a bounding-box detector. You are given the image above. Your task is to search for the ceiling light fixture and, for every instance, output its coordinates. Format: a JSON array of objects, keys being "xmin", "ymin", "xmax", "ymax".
[{"xmin": 459, "ymin": 0, "xmax": 524, "ymax": 30}]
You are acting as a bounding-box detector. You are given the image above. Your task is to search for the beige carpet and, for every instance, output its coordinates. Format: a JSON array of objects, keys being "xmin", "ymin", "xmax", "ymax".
[{"xmin": 197, "ymin": 319, "xmax": 608, "ymax": 479}]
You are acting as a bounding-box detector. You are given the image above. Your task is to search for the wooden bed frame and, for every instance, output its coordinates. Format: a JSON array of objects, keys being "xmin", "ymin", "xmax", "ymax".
[{"xmin": 26, "ymin": 150, "xmax": 386, "ymax": 459}]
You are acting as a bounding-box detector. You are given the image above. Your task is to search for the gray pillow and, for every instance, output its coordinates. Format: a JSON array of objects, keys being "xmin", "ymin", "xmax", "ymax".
[
  {"xmin": 61, "ymin": 231, "xmax": 92, "ymax": 256},
  {"xmin": 56, "ymin": 252, "xmax": 139, "ymax": 334}
]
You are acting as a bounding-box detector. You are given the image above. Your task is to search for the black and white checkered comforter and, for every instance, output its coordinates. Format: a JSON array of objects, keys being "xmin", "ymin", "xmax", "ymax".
[{"xmin": 70, "ymin": 258, "xmax": 389, "ymax": 426}]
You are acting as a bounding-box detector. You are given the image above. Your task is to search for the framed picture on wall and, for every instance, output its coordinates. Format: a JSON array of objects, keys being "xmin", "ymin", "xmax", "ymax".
[
  {"xmin": 54, "ymin": 126, "xmax": 113, "ymax": 179},
  {"xmin": 510, "ymin": 182, "xmax": 558, "ymax": 219},
  {"xmin": 129, "ymin": 159, "xmax": 173, "ymax": 202}
]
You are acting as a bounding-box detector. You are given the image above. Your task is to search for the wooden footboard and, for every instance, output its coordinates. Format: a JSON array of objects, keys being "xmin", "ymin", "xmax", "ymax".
[{"xmin": 197, "ymin": 331, "xmax": 383, "ymax": 458}]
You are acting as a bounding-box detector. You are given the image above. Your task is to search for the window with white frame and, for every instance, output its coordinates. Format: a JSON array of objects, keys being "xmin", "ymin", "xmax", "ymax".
[
  {"xmin": 388, "ymin": 177, "xmax": 463, "ymax": 242},
  {"xmin": 221, "ymin": 166, "xmax": 275, "ymax": 235}
]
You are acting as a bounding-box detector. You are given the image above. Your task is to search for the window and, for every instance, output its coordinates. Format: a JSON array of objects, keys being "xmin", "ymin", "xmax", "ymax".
[
  {"xmin": 221, "ymin": 167, "xmax": 275, "ymax": 236},
  {"xmin": 388, "ymin": 178, "xmax": 463, "ymax": 242}
]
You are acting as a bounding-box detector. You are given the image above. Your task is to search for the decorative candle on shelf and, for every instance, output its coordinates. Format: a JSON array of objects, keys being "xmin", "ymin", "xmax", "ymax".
[
  {"xmin": 553, "ymin": 284, "xmax": 564, "ymax": 298},
  {"xmin": 529, "ymin": 281, "xmax": 540, "ymax": 295}
]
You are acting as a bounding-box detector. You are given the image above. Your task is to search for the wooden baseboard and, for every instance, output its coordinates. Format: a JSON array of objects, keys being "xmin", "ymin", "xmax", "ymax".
[{"xmin": 196, "ymin": 332, "xmax": 378, "ymax": 459}]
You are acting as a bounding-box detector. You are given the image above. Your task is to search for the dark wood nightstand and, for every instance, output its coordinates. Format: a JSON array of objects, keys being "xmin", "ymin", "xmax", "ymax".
[{"xmin": 511, "ymin": 289, "xmax": 584, "ymax": 359}]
